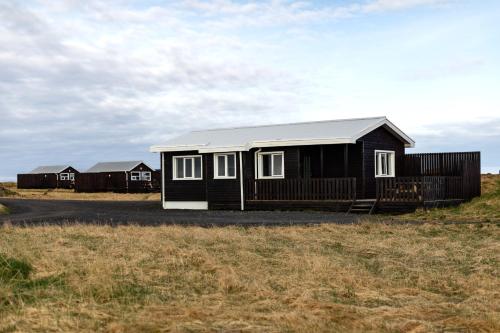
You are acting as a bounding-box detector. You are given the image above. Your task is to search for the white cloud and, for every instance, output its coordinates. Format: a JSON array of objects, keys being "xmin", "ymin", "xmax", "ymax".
[
  {"xmin": 0, "ymin": 0, "xmax": 497, "ymax": 179},
  {"xmin": 361, "ymin": 0, "xmax": 451, "ymax": 12}
]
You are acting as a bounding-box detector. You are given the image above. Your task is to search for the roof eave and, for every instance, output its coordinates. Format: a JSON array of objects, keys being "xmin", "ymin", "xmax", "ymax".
[
  {"xmin": 150, "ymin": 144, "xmax": 209, "ymax": 153},
  {"xmin": 150, "ymin": 138, "xmax": 357, "ymax": 154},
  {"xmin": 353, "ymin": 117, "xmax": 415, "ymax": 148}
]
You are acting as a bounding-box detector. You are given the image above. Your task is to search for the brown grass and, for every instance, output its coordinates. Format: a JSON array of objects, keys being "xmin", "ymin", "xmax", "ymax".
[
  {"xmin": 0, "ymin": 204, "xmax": 8, "ymax": 215},
  {"xmin": 0, "ymin": 223, "xmax": 498, "ymax": 332},
  {"xmin": 398, "ymin": 175, "xmax": 500, "ymax": 223},
  {"xmin": 0, "ymin": 183, "xmax": 160, "ymax": 201}
]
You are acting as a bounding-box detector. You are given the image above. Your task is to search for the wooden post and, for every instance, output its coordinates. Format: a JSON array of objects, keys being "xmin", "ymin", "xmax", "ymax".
[
  {"xmin": 297, "ymin": 147, "xmax": 301, "ymax": 178},
  {"xmin": 320, "ymin": 146, "xmax": 324, "ymax": 178},
  {"xmin": 344, "ymin": 144, "xmax": 349, "ymax": 177}
]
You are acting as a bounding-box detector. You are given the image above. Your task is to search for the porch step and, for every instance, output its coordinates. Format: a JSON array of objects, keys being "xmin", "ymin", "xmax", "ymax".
[{"xmin": 346, "ymin": 199, "xmax": 377, "ymax": 215}]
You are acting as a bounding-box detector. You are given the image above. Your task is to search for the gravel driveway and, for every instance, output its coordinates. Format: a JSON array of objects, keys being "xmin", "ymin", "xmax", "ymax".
[{"xmin": 0, "ymin": 198, "xmax": 362, "ymax": 226}]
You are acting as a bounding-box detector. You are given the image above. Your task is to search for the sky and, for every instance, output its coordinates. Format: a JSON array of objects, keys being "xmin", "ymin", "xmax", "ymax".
[{"xmin": 0, "ymin": 0, "xmax": 499, "ymax": 180}]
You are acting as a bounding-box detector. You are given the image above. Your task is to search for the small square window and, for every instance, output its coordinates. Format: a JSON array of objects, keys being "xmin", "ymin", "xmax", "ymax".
[
  {"xmin": 214, "ymin": 153, "xmax": 237, "ymax": 179},
  {"xmin": 131, "ymin": 171, "xmax": 141, "ymax": 181},
  {"xmin": 258, "ymin": 152, "xmax": 284, "ymax": 179},
  {"xmin": 173, "ymin": 156, "xmax": 203, "ymax": 180}
]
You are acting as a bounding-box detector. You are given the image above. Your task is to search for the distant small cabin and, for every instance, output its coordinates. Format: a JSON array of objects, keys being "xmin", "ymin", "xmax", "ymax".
[
  {"xmin": 17, "ymin": 165, "xmax": 79, "ymax": 189},
  {"xmin": 75, "ymin": 161, "xmax": 159, "ymax": 193}
]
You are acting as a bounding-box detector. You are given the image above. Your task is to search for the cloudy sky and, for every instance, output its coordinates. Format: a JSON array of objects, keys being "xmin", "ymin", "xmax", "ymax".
[{"xmin": 0, "ymin": 0, "xmax": 499, "ymax": 180}]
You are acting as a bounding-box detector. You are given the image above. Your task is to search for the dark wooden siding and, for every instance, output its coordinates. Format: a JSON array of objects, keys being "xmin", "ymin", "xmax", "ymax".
[
  {"xmin": 162, "ymin": 151, "xmax": 242, "ymax": 208},
  {"xmin": 17, "ymin": 174, "xmax": 58, "ymax": 189},
  {"xmin": 206, "ymin": 153, "xmax": 241, "ymax": 210},
  {"xmin": 163, "ymin": 151, "xmax": 207, "ymax": 201},
  {"xmin": 75, "ymin": 172, "xmax": 128, "ymax": 192},
  {"xmin": 17, "ymin": 166, "xmax": 79, "ymax": 189},
  {"xmin": 358, "ymin": 125, "xmax": 406, "ymax": 198},
  {"xmin": 75, "ymin": 163, "xmax": 158, "ymax": 193}
]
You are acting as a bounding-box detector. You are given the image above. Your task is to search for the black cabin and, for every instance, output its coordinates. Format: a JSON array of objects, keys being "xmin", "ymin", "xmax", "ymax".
[
  {"xmin": 17, "ymin": 165, "xmax": 79, "ymax": 189},
  {"xmin": 75, "ymin": 161, "xmax": 159, "ymax": 193},
  {"xmin": 150, "ymin": 117, "xmax": 480, "ymax": 212}
]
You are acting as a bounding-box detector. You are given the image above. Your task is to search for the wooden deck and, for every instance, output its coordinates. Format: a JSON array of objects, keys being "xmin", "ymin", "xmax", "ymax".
[
  {"xmin": 243, "ymin": 152, "xmax": 480, "ymax": 213},
  {"xmin": 244, "ymin": 175, "xmax": 476, "ymax": 213},
  {"xmin": 245, "ymin": 178, "xmax": 356, "ymax": 201}
]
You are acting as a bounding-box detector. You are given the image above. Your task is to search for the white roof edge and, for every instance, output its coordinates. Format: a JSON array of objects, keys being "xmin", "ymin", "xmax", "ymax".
[
  {"xmin": 150, "ymin": 144, "xmax": 208, "ymax": 153},
  {"xmin": 84, "ymin": 161, "xmax": 154, "ymax": 173},
  {"xmin": 150, "ymin": 138, "xmax": 357, "ymax": 153},
  {"xmin": 352, "ymin": 117, "xmax": 415, "ymax": 148}
]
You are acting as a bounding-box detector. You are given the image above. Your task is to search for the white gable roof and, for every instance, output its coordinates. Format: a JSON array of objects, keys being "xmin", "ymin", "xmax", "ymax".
[
  {"xmin": 29, "ymin": 165, "xmax": 71, "ymax": 174},
  {"xmin": 150, "ymin": 116, "xmax": 415, "ymax": 153},
  {"xmin": 85, "ymin": 161, "xmax": 149, "ymax": 173}
]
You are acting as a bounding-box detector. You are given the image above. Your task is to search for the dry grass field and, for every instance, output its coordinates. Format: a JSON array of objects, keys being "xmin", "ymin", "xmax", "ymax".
[
  {"xmin": 0, "ymin": 223, "xmax": 499, "ymax": 332},
  {"xmin": 399, "ymin": 175, "xmax": 500, "ymax": 223},
  {"xmin": 0, "ymin": 182, "xmax": 160, "ymax": 201}
]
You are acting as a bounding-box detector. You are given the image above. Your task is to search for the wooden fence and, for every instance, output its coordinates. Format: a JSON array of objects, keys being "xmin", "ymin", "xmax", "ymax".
[
  {"xmin": 376, "ymin": 176, "xmax": 464, "ymax": 202},
  {"xmin": 245, "ymin": 178, "xmax": 356, "ymax": 201},
  {"xmin": 403, "ymin": 152, "xmax": 480, "ymax": 200}
]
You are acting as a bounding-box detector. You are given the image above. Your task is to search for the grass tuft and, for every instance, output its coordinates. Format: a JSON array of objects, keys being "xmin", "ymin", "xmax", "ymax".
[
  {"xmin": 0, "ymin": 204, "xmax": 9, "ymax": 215},
  {"xmin": 399, "ymin": 174, "xmax": 500, "ymax": 222},
  {"xmin": 0, "ymin": 185, "xmax": 17, "ymax": 197},
  {"xmin": 0, "ymin": 255, "xmax": 33, "ymax": 281}
]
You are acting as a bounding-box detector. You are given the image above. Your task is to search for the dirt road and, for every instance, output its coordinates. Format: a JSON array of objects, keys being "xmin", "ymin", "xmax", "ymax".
[{"xmin": 0, "ymin": 198, "xmax": 361, "ymax": 226}]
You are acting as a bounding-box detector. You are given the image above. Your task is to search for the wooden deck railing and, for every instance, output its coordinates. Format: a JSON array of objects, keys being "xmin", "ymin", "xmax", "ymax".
[
  {"xmin": 245, "ymin": 178, "xmax": 356, "ymax": 201},
  {"xmin": 376, "ymin": 176, "xmax": 464, "ymax": 202}
]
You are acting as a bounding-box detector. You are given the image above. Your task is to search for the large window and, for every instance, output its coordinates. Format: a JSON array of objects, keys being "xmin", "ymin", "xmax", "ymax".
[
  {"xmin": 375, "ymin": 150, "xmax": 395, "ymax": 177},
  {"xmin": 60, "ymin": 173, "xmax": 75, "ymax": 181},
  {"xmin": 214, "ymin": 153, "xmax": 236, "ymax": 179},
  {"xmin": 173, "ymin": 155, "xmax": 203, "ymax": 180},
  {"xmin": 257, "ymin": 151, "xmax": 284, "ymax": 179}
]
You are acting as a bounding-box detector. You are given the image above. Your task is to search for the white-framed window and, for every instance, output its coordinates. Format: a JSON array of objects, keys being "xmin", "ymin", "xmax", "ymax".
[
  {"xmin": 214, "ymin": 153, "xmax": 236, "ymax": 179},
  {"xmin": 131, "ymin": 171, "xmax": 141, "ymax": 181},
  {"xmin": 173, "ymin": 155, "xmax": 203, "ymax": 180},
  {"xmin": 142, "ymin": 171, "xmax": 151, "ymax": 181},
  {"xmin": 60, "ymin": 173, "xmax": 69, "ymax": 180},
  {"xmin": 375, "ymin": 150, "xmax": 395, "ymax": 177},
  {"xmin": 69, "ymin": 173, "xmax": 75, "ymax": 181},
  {"xmin": 131, "ymin": 171, "xmax": 152, "ymax": 181},
  {"xmin": 257, "ymin": 151, "xmax": 284, "ymax": 179}
]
